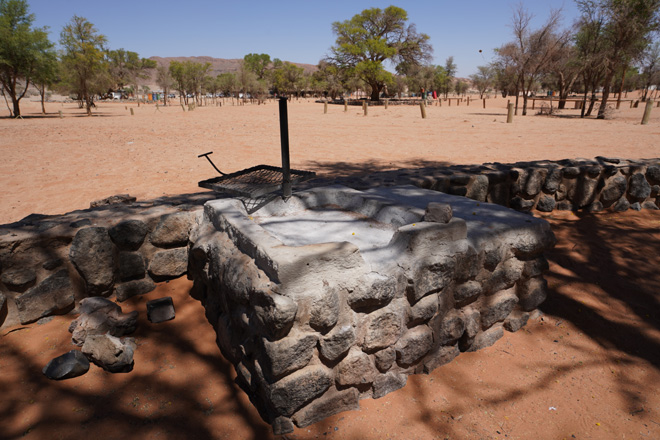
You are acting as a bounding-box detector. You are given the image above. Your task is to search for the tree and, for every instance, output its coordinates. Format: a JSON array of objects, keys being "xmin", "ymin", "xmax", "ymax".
[
  {"xmin": 574, "ymin": 2, "xmax": 610, "ymax": 116},
  {"xmin": 577, "ymin": 0, "xmax": 660, "ymax": 118},
  {"xmin": 59, "ymin": 16, "xmax": 108, "ymax": 115},
  {"xmin": 155, "ymin": 64, "xmax": 173, "ymax": 105},
  {"xmin": 243, "ymin": 53, "xmax": 271, "ymax": 80},
  {"xmin": 0, "ymin": 0, "xmax": 55, "ymax": 117},
  {"xmin": 107, "ymin": 49, "xmax": 156, "ymax": 105},
  {"xmin": 405, "ymin": 64, "xmax": 436, "ymax": 95},
  {"xmin": 313, "ymin": 60, "xmax": 345, "ymax": 99},
  {"xmin": 32, "ymin": 46, "xmax": 58, "ymax": 114},
  {"xmin": 640, "ymin": 41, "xmax": 660, "ymax": 100},
  {"xmin": 469, "ymin": 65, "xmax": 494, "ymax": 98},
  {"xmin": 328, "ymin": 6, "xmax": 432, "ymax": 101},
  {"xmin": 497, "ymin": 6, "xmax": 570, "ymax": 115},
  {"xmin": 454, "ymin": 79, "xmax": 469, "ymax": 96},
  {"xmin": 217, "ymin": 72, "xmax": 237, "ymax": 101}
]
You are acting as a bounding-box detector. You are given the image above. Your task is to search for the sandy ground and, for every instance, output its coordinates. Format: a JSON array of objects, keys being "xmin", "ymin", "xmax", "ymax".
[{"xmin": 1, "ymin": 96, "xmax": 660, "ymax": 439}]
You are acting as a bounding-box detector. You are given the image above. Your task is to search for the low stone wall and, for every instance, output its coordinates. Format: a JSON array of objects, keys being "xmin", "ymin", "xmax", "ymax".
[
  {"xmin": 188, "ymin": 185, "xmax": 555, "ymax": 434},
  {"xmin": 406, "ymin": 157, "xmax": 660, "ymax": 213},
  {"xmin": 0, "ymin": 194, "xmax": 213, "ymax": 326}
]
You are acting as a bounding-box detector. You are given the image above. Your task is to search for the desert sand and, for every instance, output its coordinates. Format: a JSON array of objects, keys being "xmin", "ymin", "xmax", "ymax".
[{"xmin": 1, "ymin": 96, "xmax": 659, "ymax": 439}]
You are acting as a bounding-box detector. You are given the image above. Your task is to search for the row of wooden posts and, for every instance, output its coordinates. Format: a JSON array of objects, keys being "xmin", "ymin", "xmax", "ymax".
[{"xmin": 322, "ymin": 97, "xmax": 655, "ymax": 124}]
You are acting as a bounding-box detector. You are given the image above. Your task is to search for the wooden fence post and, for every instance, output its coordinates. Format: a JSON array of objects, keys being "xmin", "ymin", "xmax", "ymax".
[
  {"xmin": 363, "ymin": 101, "xmax": 368, "ymax": 116},
  {"xmin": 324, "ymin": 101, "xmax": 328, "ymax": 114},
  {"xmin": 130, "ymin": 108, "xmax": 134, "ymax": 116},
  {"xmin": 642, "ymin": 100, "xmax": 654, "ymax": 125},
  {"xmin": 420, "ymin": 101, "xmax": 427, "ymax": 119},
  {"xmin": 385, "ymin": 99, "xmax": 388, "ymax": 109},
  {"xmin": 507, "ymin": 102, "xmax": 514, "ymax": 123},
  {"xmin": 483, "ymin": 98, "xmax": 486, "ymax": 109}
]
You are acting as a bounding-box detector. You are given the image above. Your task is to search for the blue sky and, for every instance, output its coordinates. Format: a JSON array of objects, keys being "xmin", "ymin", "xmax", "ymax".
[{"xmin": 27, "ymin": 0, "xmax": 582, "ymax": 77}]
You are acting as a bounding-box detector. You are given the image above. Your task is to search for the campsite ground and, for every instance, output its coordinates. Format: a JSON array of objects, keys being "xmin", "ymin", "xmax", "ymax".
[{"xmin": 1, "ymin": 96, "xmax": 659, "ymax": 439}]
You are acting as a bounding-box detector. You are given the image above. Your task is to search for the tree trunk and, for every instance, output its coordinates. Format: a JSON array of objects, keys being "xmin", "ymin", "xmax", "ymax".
[
  {"xmin": 370, "ymin": 84, "xmax": 381, "ymax": 102},
  {"xmin": 581, "ymin": 88, "xmax": 588, "ymax": 118},
  {"xmin": 12, "ymin": 95, "xmax": 20, "ymax": 118},
  {"xmin": 597, "ymin": 70, "xmax": 615, "ymax": 119}
]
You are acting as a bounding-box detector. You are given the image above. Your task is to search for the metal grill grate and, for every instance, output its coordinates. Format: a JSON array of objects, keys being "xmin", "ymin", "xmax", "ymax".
[{"xmin": 198, "ymin": 164, "xmax": 315, "ymax": 199}]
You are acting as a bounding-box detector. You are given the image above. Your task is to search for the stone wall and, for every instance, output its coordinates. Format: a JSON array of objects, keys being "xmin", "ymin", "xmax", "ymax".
[
  {"xmin": 405, "ymin": 157, "xmax": 660, "ymax": 214},
  {"xmin": 187, "ymin": 185, "xmax": 555, "ymax": 434},
  {"xmin": 0, "ymin": 194, "xmax": 212, "ymax": 327}
]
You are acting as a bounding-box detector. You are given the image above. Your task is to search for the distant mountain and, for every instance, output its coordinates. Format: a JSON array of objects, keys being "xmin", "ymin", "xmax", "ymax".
[{"xmin": 146, "ymin": 56, "xmax": 318, "ymax": 83}]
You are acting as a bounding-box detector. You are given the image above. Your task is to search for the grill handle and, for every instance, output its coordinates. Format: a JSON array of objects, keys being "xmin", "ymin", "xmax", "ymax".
[{"xmin": 198, "ymin": 151, "xmax": 226, "ymax": 176}]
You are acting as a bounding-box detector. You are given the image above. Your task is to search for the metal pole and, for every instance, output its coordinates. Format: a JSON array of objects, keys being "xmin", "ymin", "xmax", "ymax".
[{"xmin": 278, "ymin": 97, "xmax": 292, "ymax": 200}]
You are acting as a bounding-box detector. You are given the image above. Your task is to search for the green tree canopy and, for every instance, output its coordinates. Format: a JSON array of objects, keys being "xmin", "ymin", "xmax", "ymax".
[
  {"xmin": 0, "ymin": 0, "xmax": 55, "ymax": 117},
  {"xmin": 243, "ymin": 53, "xmax": 271, "ymax": 80},
  {"xmin": 328, "ymin": 5, "xmax": 432, "ymax": 101},
  {"xmin": 59, "ymin": 15, "xmax": 108, "ymax": 115}
]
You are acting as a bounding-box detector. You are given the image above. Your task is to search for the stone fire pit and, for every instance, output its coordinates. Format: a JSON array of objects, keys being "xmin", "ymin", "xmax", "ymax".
[{"xmin": 187, "ymin": 185, "xmax": 555, "ymax": 434}]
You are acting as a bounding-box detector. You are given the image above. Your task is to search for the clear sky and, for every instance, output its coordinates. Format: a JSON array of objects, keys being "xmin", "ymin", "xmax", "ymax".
[{"xmin": 26, "ymin": 0, "xmax": 582, "ymax": 77}]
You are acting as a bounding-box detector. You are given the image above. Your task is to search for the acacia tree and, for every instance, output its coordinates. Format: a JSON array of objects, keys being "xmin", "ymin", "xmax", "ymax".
[
  {"xmin": 0, "ymin": 0, "xmax": 55, "ymax": 117},
  {"xmin": 33, "ymin": 47, "xmax": 58, "ymax": 114},
  {"xmin": 155, "ymin": 64, "xmax": 173, "ymax": 105},
  {"xmin": 59, "ymin": 16, "xmax": 108, "ymax": 115},
  {"xmin": 243, "ymin": 53, "xmax": 271, "ymax": 80},
  {"xmin": 107, "ymin": 49, "xmax": 156, "ymax": 105},
  {"xmin": 497, "ymin": 6, "xmax": 570, "ymax": 115},
  {"xmin": 580, "ymin": 0, "xmax": 660, "ymax": 118},
  {"xmin": 313, "ymin": 60, "xmax": 345, "ymax": 99},
  {"xmin": 469, "ymin": 65, "xmax": 494, "ymax": 98},
  {"xmin": 640, "ymin": 41, "xmax": 660, "ymax": 100},
  {"xmin": 574, "ymin": 2, "xmax": 610, "ymax": 116},
  {"xmin": 328, "ymin": 6, "xmax": 432, "ymax": 101}
]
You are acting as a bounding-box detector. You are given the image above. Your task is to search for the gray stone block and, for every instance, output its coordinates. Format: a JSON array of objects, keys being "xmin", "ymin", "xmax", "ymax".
[
  {"xmin": 148, "ymin": 247, "xmax": 188, "ymax": 279},
  {"xmin": 453, "ymin": 280, "xmax": 482, "ymax": 306},
  {"xmin": 348, "ymin": 276, "xmax": 396, "ymax": 311},
  {"xmin": 336, "ymin": 348, "xmax": 376, "ymax": 386},
  {"xmin": 395, "ymin": 325, "xmax": 433, "ymax": 366},
  {"xmin": 115, "ymin": 277, "xmax": 156, "ymax": 301},
  {"xmin": 310, "ymin": 286, "xmax": 339, "ymax": 331},
  {"xmin": 466, "ymin": 325, "xmax": 504, "ymax": 352},
  {"xmin": 466, "ymin": 174, "xmax": 489, "ymax": 202},
  {"xmin": 1, "ymin": 268, "xmax": 36, "ymax": 292},
  {"xmin": 646, "ymin": 165, "xmax": 660, "ymax": 184},
  {"xmin": 409, "ymin": 293, "xmax": 439, "ymax": 325},
  {"xmin": 374, "ymin": 347, "xmax": 396, "ymax": 372},
  {"xmin": 372, "ymin": 372, "xmax": 407, "ymax": 399},
  {"xmin": 147, "ymin": 296, "xmax": 176, "ymax": 323},
  {"xmin": 629, "ymin": 173, "xmax": 652, "ymax": 201},
  {"xmin": 319, "ymin": 325, "xmax": 355, "ymax": 362},
  {"xmin": 43, "ymin": 350, "xmax": 90, "ymax": 380},
  {"xmin": 262, "ymin": 333, "xmax": 317, "ymax": 380},
  {"xmin": 15, "ymin": 269, "xmax": 75, "ymax": 324},
  {"xmin": 70, "ymin": 227, "xmax": 116, "ymax": 296},
  {"xmin": 268, "ymin": 365, "xmax": 333, "ymax": 416},
  {"xmin": 150, "ymin": 212, "xmax": 195, "ymax": 247},
  {"xmin": 423, "ymin": 202, "xmax": 453, "ymax": 224},
  {"xmin": 536, "ymin": 195, "xmax": 556, "ymax": 212},
  {"xmin": 361, "ymin": 303, "xmax": 405, "ymax": 352},
  {"xmin": 82, "ymin": 334, "xmax": 136, "ymax": 373},
  {"xmin": 69, "ymin": 297, "xmax": 138, "ymax": 346},
  {"xmin": 517, "ymin": 277, "xmax": 548, "ymax": 311},
  {"xmin": 292, "ymin": 388, "xmax": 359, "ymax": 428},
  {"xmin": 600, "ymin": 175, "xmax": 627, "ymax": 206},
  {"xmin": 481, "ymin": 287, "xmax": 518, "ymax": 329},
  {"xmin": 504, "ymin": 310, "xmax": 530, "ymax": 332},
  {"xmin": 251, "ymin": 290, "xmax": 297, "ymax": 341},
  {"xmin": 422, "ymin": 344, "xmax": 460, "ymax": 374},
  {"xmin": 108, "ymin": 219, "xmax": 148, "ymax": 251},
  {"xmin": 118, "ymin": 251, "xmax": 146, "ymax": 281},
  {"xmin": 612, "ymin": 197, "xmax": 630, "ymax": 212}
]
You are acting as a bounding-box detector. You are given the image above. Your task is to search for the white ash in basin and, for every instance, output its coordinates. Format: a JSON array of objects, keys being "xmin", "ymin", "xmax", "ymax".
[{"xmin": 190, "ymin": 185, "xmax": 555, "ymax": 435}]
